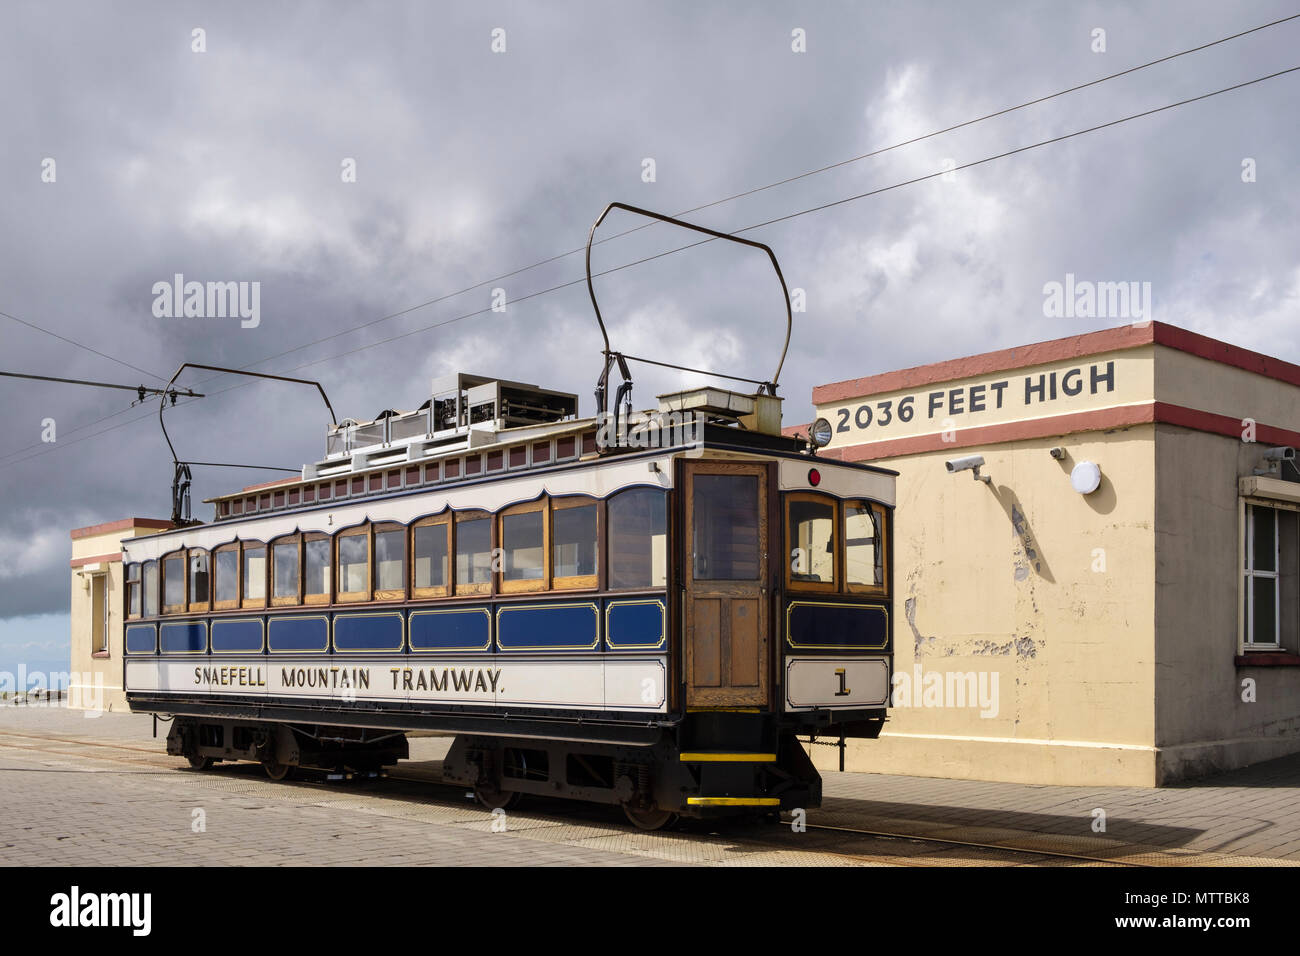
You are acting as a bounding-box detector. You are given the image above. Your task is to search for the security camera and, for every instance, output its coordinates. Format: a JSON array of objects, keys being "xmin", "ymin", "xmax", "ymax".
[
  {"xmin": 946, "ymin": 455, "xmax": 991, "ymax": 483},
  {"xmin": 945, "ymin": 455, "xmax": 985, "ymax": 473},
  {"xmin": 1263, "ymin": 446, "xmax": 1296, "ymax": 462}
]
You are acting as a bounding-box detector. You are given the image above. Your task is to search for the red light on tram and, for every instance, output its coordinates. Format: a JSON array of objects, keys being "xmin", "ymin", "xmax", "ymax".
[{"xmin": 808, "ymin": 468, "xmax": 821, "ymax": 486}]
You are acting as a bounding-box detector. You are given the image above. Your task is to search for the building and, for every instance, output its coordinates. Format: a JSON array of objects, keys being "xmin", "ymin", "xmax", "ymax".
[
  {"xmin": 69, "ymin": 518, "xmax": 172, "ymax": 712},
  {"xmin": 804, "ymin": 321, "xmax": 1300, "ymax": 786}
]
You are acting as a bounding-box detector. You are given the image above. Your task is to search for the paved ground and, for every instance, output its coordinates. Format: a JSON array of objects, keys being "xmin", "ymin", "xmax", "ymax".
[{"xmin": 2, "ymin": 704, "xmax": 1298, "ymax": 866}]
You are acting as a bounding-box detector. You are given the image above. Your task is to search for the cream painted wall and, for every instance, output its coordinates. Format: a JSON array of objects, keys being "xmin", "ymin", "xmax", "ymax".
[
  {"xmin": 69, "ymin": 528, "xmax": 140, "ymax": 712},
  {"xmin": 1153, "ymin": 424, "xmax": 1300, "ymax": 782},
  {"xmin": 812, "ymin": 425, "xmax": 1160, "ymax": 785}
]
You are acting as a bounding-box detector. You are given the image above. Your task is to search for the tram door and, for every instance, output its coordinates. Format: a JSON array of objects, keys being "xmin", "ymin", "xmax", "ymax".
[{"xmin": 683, "ymin": 461, "xmax": 769, "ymax": 708}]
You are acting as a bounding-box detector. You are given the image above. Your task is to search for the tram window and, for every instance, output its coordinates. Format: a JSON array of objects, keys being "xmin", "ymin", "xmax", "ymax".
[
  {"xmin": 501, "ymin": 503, "xmax": 545, "ymax": 591},
  {"xmin": 692, "ymin": 475, "xmax": 760, "ymax": 581},
  {"xmin": 845, "ymin": 501, "xmax": 885, "ymax": 591},
  {"xmin": 553, "ymin": 499, "xmax": 597, "ymax": 588},
  {"xmin": 787, "ymin": 495, "xmax": 836, "ymax": 589},
  {"xmin": 337, "ymin": 528, "xmax": 370, "ymax": 602},
  {"xmin": 455, "ymin": 514, "xmax": 493, "ymax": 595},
  {"xmin": 272, "ymin": 538, "xmax": 300, "ymax": 605},
  {"xmin": 189, "ymin": 551, "xmax": 210, "ymax": 609},
  {"xmin": 214, "ymin": 547, "xmax": 239, "ymax": 608},
  {"xmin": 126, "ymin": 563, "xmax": 141, "ymax": 619},
  {"xmin": 303, "ymin": 535, "xmax": 331, "ymax": 604},
  {"xmin": 413, "ymin": 519, "xmax": 450, "ymax": 596},
  {"xmin": 374, "ymin": 526, "xmax": 406, "ymax": 599},
  {"xmin": 162, "ymin": 552, "xmax": 185, "ymax": 613},
  {"xmin": 608, "ymin": 488, "xmax": 667, "ymax": 589},
  {"xmin": 143, "ymin": 561, "xmax": 159, "ymax": 617},
  {"xmin": 243, "ymin": 544, "xmax": 267, "ymax": 606}
]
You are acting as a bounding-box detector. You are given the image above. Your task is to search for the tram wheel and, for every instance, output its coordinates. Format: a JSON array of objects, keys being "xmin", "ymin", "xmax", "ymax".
[
  {"xmin": 473, "ymin": 783, "xmax": 522, "ymax": 811},
  {"xmin": 622, "ymin": 804, "xmax": 678, "ymax": 831},
  {"xmin": 263, "ymin": 759, "xmax": 294, "ymax": 781},
  {"xmin": 186, "ymin": 754, "xmax": 213, "ymax": 771}
]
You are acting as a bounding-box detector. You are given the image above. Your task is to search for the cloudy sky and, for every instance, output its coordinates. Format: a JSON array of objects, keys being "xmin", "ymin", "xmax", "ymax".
[{"xmin": 1, "ymin": 1, "xmax": 1297, "ymax": 667}]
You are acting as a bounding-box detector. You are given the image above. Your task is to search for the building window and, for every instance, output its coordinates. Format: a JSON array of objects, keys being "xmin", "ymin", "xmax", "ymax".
[
  {"xmin": 91, "ymin": 573, "xmax": 108, "ymax": 654},
  {"xmin": 1243, "ymin": 503, "xmax": 1298, "ymax": 649}
]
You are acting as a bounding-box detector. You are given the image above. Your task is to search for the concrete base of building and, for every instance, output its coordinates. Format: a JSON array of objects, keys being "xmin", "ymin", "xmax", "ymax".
[{"xmin": 814, "ymin": 730, "xmax": 1300, "ymax": 787}]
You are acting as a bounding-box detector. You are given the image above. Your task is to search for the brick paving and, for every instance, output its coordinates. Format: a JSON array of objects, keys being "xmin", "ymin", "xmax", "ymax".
[{"xmin": 2, "ymin": 704, "xmax": 1298, "ymax": 865}]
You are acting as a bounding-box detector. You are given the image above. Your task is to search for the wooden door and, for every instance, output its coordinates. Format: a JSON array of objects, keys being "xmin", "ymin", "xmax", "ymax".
[{"xmin": 683, "ymin": 461, "xmax": 769, "ymax": 707}]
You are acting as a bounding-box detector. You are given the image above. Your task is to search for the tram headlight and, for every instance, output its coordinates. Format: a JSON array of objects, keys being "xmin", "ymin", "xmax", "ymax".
[{"xmin": 809, "ymin": 418, "xmax": 833, "ymax": 448}]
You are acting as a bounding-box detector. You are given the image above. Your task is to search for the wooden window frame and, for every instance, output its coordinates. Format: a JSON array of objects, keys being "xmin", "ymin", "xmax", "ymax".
[
  {"xmin": 187, "ymin": 549, "xmax": 211, "ymax": 614},
  {"xmin": 785, "ymin": 492, "xmax": 840, "ymax": 594},
  {"xmin": 270, "ymin": 534, "xmax": 302, "ymax": 608},
  {"xmin": 551, "ymin": 496, "xmax": 599, "ymax": 591},
  {"xmin": 126, "ymin": 563, "xmax": 142, "ymax": 620},
  {"xmin": 499, "ymin": 499, "xmax": 548, "ymax": 594},
  {"xmin": 372, "ymin": 522, "xmax": 407, "ymax": 602},
  {"xmin": 606, "ymin": 487, "xmax": 669, "ymax": 591},
  {"xmin": 241, "ymin": 541, "xmax": 268, "ymax": 610},
  {"xmin": 411, "ymin": 515, "xmax": 452, "ymax": 599},
  {"xmin": 161, "ymin": 550, "xmax": 187, "ymax": 615},
  {"xmin": 213, "ymin": 544, "xmax": 241, "ymax": 611},
  {"xmin": 454, "ymin": 510, "xmax": 494, "ymax": 597},
  {"xmin": 142, "ymin": 560, "xmax": 159, "ymax": 618},
  {"xmin": 843, "ymin": 499, "xmax": 889, "ymax": 596},
  {"xmin": 336, "ymin": 524, "xmax": 372, "ymax": 603},
  {"xmin": 302, "ymin": 532, "xmax": 332, "ymax": 606}
]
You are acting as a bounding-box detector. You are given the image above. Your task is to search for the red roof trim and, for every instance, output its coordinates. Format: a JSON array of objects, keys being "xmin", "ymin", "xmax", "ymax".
[{"xmin": 70, "ymin": 518, "xmax": 172, "ymax": 540}]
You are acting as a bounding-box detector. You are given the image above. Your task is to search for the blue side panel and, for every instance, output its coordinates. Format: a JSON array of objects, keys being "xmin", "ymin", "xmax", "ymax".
[
  {"xmin": 334, "ymin": 613, "xmax": 405, "ymax": 653},
  {"xmin": 125, "ymin": 623, "xmax": 157, "ymax": 655},
  {"xmin": 606, "ymin": 599, "xmax": 666, "ymax": 650},
  {"xmin": 497, "ymin": 603, "xmax": 599, "ymax": 651},
  {"xmin": 786, "ymin": 602, "xmax": 889, "ymax": 650},
  {"xmin": 409, "ymin": 608, "xmax": 492, "ymax": 652},
  {"xmin": 211, "ymin": 618, "xmax": 265, "ymax": 654},
  {"xmin": 160, "ymin": 621, "xmax": 207, "ymax": 654},
  {"xmin": 268, "ymin": 615, "xmax": 330, "ymax": 653}
]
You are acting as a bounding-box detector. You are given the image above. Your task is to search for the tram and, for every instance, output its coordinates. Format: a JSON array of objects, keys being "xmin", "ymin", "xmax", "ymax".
[{"xmin": 122, "ymin": 204, "xmax": 896, "ymax": 828}]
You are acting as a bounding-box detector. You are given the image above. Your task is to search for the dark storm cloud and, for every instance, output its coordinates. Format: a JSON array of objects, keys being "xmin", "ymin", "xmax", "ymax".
[{"xmin": 0, "ymin": 1, "xmax": 1297, "ymax": 633}]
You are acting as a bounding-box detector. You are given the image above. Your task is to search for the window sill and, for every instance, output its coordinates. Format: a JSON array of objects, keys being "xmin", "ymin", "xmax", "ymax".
[
  {"xmin": 91, "ymin": 651, "xmax": 110, "ymax": 659},
  {"xmin": 1235, "ymin": 651, "xmax": 1300, "ymax": 667}
]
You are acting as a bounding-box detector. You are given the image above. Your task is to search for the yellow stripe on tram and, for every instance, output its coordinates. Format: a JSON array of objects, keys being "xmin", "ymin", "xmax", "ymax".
[
  {"xmin": 686, "ymin": 796, "xmax": 781, "ymax": 807},
  {"xmin": 678, "ymin": 752, "xmax": 778, "ymax": 763}
]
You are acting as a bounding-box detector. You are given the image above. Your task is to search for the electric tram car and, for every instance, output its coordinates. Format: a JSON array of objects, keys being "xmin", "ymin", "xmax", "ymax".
[{"xmin": 121, "ymin": 204, "xmax": 897, "ymax": 829}]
